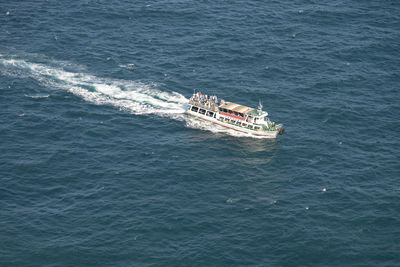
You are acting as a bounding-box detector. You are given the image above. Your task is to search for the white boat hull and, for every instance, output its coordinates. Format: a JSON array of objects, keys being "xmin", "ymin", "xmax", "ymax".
[{"xmin": 186, "ymin": 110, "xmax": 278, "ymax": 138}]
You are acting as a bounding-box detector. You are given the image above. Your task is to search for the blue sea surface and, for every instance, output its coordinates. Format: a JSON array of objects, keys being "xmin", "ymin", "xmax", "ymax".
[{"xmin": 1, "ymin": 0, "xmax": 399, "ymax": 265}]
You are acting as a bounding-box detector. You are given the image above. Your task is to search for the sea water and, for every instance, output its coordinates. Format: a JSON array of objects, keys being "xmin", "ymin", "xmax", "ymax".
[{"xmin": 1, "ymin": 0, "xmax": 399, "ymax": 265}]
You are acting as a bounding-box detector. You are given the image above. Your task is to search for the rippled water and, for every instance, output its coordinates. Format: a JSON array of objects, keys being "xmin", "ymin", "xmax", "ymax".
[{"xmin": 1, "ymin": 0, "xmax": 399, "ymax": 265}]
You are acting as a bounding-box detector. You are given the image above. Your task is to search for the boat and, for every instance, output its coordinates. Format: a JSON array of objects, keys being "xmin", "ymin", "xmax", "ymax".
[{"xmin": 186, "ymin": 91, "xmax": 284, "ymax": 138}]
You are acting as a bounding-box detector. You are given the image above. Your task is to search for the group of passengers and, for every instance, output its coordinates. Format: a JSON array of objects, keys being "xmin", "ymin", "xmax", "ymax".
[{"xmin": 191, "ymin": 92, "xmax": 224, "ymax": 106}]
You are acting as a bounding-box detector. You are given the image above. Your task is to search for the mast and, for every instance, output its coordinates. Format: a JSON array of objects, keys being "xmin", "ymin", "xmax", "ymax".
[
  {"xmin": 258, "ymin": 100, "xmax": 263, "ymax": 110},
  {"xmin": 257, "ymin": 100, "xmax": 263, "ymax": 114}
]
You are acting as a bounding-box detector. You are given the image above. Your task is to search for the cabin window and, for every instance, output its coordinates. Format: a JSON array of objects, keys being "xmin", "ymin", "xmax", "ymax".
[
  {"xmin": 199, "ymin": 109, "xmax": 206, "ymax": 115},
  {"xmin": 255, "ymin": 126, "xmax": 260, "ymax": 130},
  {"xmin": 191, "ymin": 106, "xmax": 199, "ymax": 112},
  {"xmin": 207, "ymin": 111, "xmax": 214, "ymax": 117}
]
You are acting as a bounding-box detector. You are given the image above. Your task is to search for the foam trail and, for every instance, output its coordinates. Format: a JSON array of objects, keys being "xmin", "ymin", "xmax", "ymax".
[{"xmin": 0, "ymin": 58, "xmax": 188, "ymax": 118}]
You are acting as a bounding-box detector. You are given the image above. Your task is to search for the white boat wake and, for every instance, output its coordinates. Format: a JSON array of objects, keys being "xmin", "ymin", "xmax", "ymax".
[{"xmin": 0, "ymin": 57, "xmax": 188, "ymax": 119}]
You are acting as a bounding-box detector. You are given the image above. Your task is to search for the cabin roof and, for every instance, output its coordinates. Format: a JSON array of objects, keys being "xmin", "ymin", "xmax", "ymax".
[{"xmin": 219, "ymin": 102, "xmax": 255, "ymax": 115}]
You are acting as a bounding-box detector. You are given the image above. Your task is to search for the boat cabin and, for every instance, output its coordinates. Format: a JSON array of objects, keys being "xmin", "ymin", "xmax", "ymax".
[{"xmin": 218, "ymin": 102, "xmax": 267, "ymax": 125}]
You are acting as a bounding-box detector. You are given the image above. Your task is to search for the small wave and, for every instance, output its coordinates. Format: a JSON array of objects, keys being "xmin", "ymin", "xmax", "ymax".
[
  {"xmin": 24, "ymin": 94, "xmax": 50, "ymax": 99},
  {"xmin": 119, "ymin": 63, "xmax": 135, "ymax": 69}
]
